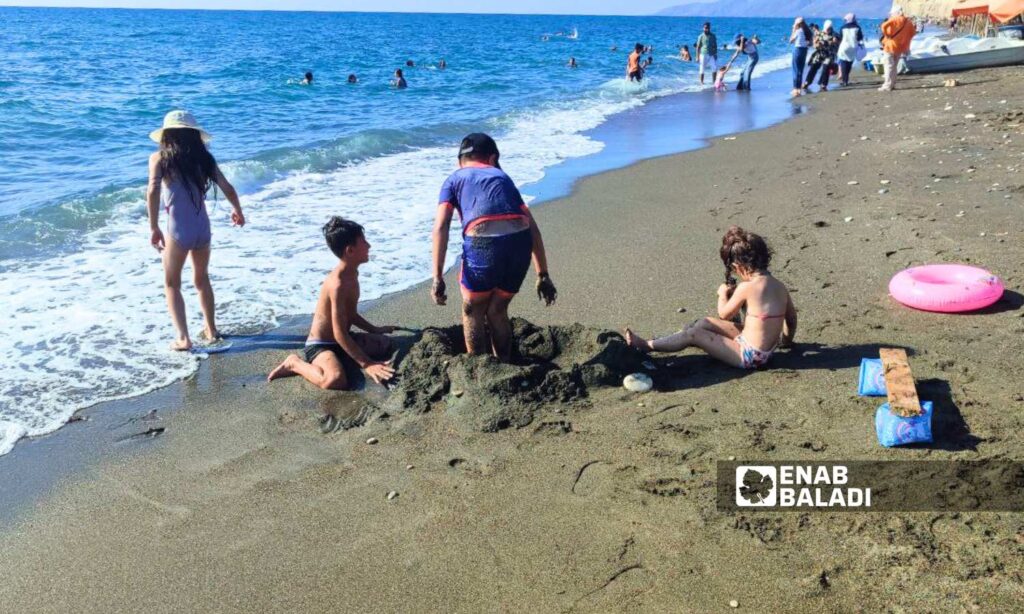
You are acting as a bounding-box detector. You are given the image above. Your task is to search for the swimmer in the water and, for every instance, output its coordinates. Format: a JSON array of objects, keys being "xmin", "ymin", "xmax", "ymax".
[
  {"xmin": 405, "ymin": 59, "xmax": 415, "ymax": 67},
  {"xmin": 347, "ymin": 74, "xmax": 358, "ymax": 84},
  {"xmin": 680, "ymin": 45, "xmax": 692, "ymax": 61},
  {"xmin": 439, "ymin": 58, "xmax": 447, "ymax": 69},
  {"xmin": 430, "ymin": 133, "xmax": 557, "ymax": 361},
  {"xmin": 392, "ymin": 69, "xmax": 407, "ymax": 89},
  {"xmin": 301, "ymin": 71, "xmax": 313, "ymax": 85},
  {"xmin": 568, "ymin": 56, "xmax": 578, "ymax": 68}
]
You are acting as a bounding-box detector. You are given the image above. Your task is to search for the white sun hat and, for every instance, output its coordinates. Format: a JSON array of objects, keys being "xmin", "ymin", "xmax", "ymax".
[{"xmin": 149, "ymin": 110, "xmax": 212, "ymax": 143}]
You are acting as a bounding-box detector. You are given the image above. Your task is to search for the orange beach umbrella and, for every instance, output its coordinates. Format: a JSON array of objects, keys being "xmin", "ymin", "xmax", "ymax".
[
  {"xmin": 951, "ymin": 0, "xmax": 991, "ymax": 17},
  {"xmin": 989, "ymin": 0, "xmax": 1024, "ymax": 22},
  {"xmin": 952, "ymin": 0, "xmax": 1024, "ymax": 22}
]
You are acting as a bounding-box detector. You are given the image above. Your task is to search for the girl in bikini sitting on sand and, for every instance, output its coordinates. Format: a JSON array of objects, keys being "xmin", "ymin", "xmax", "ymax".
[{"xmin": 626, "ymin": 226, "xmax": 797, "ymax": 369}]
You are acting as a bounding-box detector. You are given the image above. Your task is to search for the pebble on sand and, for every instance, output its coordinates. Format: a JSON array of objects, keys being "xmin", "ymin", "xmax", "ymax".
[
  {"xmin": 387, "ymin": 491, "xmax": 399, "ymax": 500},
  {"xmin": 844, "ymin": 216, "xmax": 854, "ymax": 223},
  {"xmin": 880, "ymin": 180, "xmax": 891, "ymax": 185},
  {"xmin": 623, "ymin": 373, "xmax": 653, "ymax": 393},
  {"xmin": 847, "ymin": 180, "xmax": 859, "ymax": 185},
  {"xmin": 730, "ymin": 600, "xmax": 739, "ymax": 609},
  {"xmin": 406, "ymin": 464, "xmax": 415, "ymax": 470},
  {"xmin": 366, "ymin": 437, "xmax": 379, "ymax": 445}
]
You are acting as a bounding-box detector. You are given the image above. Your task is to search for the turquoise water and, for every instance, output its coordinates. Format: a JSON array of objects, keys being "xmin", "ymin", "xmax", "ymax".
[{"xmin": 0, "ymin": 8, "xmax": 874, "ymax": 455}]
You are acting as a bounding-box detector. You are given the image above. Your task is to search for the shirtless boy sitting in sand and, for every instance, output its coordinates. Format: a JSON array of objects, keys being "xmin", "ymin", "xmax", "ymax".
[
  {"xmin": 268, "ymin": 217, "xmax": 397, "ymax": 389},
  {"xmin": 625, "ymin": 226, "xmax": 796, "ymax": 369}
]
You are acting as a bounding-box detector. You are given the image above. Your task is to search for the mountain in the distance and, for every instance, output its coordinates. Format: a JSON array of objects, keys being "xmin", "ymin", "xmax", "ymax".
[{"xmin": 656, "ymin": 0, "xmax": 892, "ymax": 18}]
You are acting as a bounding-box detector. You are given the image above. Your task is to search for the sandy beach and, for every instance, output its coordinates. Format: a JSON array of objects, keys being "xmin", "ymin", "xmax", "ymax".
[{"xmin": 2, "ymin": 67, "xmax": 1023, "ymax": 613}]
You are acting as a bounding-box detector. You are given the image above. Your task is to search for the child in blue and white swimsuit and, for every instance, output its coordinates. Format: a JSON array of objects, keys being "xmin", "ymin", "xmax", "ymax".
[
  {"xmin": 626, "ymin": 226, "xmax": 797, "ymax": 369},
  {"xmin": 430, "ymin": 133, "xmax": 557, "ymax": 361}
]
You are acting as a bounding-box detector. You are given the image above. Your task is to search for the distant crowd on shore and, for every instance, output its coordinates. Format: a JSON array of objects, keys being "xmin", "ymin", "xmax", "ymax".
[
  {"xmin": 625, "ymin": 5, "xmax": 918, "ymax": 95},
  {"xmin": 787, "ymin": 5, "xmax": 917, "ymax": 96}
]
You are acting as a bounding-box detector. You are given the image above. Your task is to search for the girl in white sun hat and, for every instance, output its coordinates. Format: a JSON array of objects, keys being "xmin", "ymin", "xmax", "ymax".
[{"xmin": 146, "ymin": 110, "xmax": 245, "ymax": 351}]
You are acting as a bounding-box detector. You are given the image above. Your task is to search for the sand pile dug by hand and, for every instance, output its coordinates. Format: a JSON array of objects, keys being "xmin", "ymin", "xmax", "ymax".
[{"xmin": 383, "ymin": 318, "xmax": 646, "ymax": 431}]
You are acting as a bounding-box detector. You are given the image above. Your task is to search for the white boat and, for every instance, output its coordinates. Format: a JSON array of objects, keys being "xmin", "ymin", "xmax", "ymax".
[{"xmin": 904, "ymin": 35, "xmax": 1024, "ymax": 73}]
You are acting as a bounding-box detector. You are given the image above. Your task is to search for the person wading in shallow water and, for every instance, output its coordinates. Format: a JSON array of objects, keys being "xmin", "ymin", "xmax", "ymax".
[
  {"xmin": 146, "ymin": 110, "xmax": 245, "ymax": 351},
  {"xmin": 430, "ymin": 133, "xmax": 557, "ymax": 361}
]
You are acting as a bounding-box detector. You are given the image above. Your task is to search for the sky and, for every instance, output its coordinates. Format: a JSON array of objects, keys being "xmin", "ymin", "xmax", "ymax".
[{"xmin": 0, "ymin": 0, "xmax": 691, "ymax": 14}]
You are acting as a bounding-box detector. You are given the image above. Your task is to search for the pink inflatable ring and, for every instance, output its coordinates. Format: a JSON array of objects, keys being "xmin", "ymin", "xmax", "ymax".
[{"xmin": 889, "ymin": 264, "xmax": 1004, "ymax": 313}]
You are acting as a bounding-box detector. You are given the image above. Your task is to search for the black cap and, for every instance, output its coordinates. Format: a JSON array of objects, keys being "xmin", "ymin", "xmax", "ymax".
[{"xmin": 459, "ymin": 133, "xmax": 500, "ymax": 159}]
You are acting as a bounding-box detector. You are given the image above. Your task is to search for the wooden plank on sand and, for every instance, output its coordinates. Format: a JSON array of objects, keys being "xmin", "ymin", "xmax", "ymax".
[{"xmin": 880, "ymin": 348, "xmax": 922, "ymax": 417}]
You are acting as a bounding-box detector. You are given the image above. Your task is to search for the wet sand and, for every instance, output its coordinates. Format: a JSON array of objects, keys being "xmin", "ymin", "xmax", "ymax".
[{"xmin": 2, "ymin": 68, "xmax": 1023, "ymax": 612}]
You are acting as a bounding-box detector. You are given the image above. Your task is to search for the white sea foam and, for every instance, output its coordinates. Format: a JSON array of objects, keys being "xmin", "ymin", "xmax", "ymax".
[{"xmin": 0, "ymin": 56, "xmax": 793, "ymax": 456}]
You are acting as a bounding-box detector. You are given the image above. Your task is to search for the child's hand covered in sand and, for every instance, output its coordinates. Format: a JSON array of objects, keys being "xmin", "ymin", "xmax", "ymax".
[
  {"xmin": 431, "ymin": 279, "xmax": 447, "ymax": 306},
  {"xmin": 536, "ymin": 273, "xmax": 557, "ymax": 306}
]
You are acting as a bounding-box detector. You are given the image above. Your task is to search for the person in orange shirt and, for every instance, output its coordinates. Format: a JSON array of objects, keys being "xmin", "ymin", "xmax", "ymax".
[
  {"xmin": 627, "ymin": 43, "xmax": 644, "ymax": 82},
  {"xmin": 879, "ymin": 5, "xmax": 917, "ymax": 91}
]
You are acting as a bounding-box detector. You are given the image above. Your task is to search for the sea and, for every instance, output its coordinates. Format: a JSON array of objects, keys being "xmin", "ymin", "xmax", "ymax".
[{"xmin": 0, "ymin": 8, "xmax": 879, "ymax": 456}]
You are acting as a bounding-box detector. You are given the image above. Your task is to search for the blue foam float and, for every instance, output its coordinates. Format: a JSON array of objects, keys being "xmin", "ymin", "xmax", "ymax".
[
  {"xmin": 858, "ymin": 358, "xmax": 887, "ymax": 397},
  {"xmin": 875, "ymin": 401, "xmax": 933, "ymax": 447}
]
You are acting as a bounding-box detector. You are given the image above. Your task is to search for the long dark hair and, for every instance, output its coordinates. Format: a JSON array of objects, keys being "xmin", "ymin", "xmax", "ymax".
[
  {"xmin": 158, "ymin": 128, "xmax": 217, "ymax": 209},
  {"xmin": 798, "ymin": 22, "xmax": 813, "ymax": 41}
]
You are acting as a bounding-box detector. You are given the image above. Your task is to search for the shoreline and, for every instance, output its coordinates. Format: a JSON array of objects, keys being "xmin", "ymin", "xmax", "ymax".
[
  {"xmin": 2, "ymin": 65, "xmax": 1023, "ymax": 611},
  {"xmin": 0, "ymin": 64, "xmax": 801, "ymax": 519}
]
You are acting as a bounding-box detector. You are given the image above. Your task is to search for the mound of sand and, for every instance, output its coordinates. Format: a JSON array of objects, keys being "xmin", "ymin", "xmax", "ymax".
[{"xmin": 383, "ymin": 318, "xmax": 646, "ymax": 432}]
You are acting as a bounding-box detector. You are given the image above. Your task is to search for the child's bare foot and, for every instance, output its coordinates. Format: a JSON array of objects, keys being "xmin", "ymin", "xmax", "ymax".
[
  {"xmin": 267, "ymin": 355, "xmax": 299, "ymax": 382},
  {"xmin": 170, "ymin": 338, "xmax": 192, "ymax": 351},
  {"xmin": 624, "ymin": 328, "xmax": 652, "ymax": 352}
]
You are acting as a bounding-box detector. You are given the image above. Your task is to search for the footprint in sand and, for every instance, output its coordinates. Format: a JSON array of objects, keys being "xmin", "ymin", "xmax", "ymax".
[
  {"xmin": 571, "ymin": 461, "xmax": 632, "ymax": 498},
  {"xmin": 533, "ymin": 420, "xmax": 574, "ymax": 437},
  {"xmin": 447, "ymin": 457, "xmax": 491, "ymax": 476}
]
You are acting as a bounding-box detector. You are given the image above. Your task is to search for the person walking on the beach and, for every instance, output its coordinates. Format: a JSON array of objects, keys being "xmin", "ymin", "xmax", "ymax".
[
  {"xmin": 696, "ymin": 22, "xmax": 718, "ymax": 85},
  {"xmin": 627, "ymin": 43, "xmax": 644, "ymax": 81},
  {"xmin": 803, "ymin": 20, "xmax": 839, "ymax": 92},
  {"xmin": 789, "ymin": 17, "xmax": 812, "ymax": 96},
  {"xmin": 267, "ymin": 217, "xmax": 397, "ymax": 390},
  {"xmin": 729, "ymin": 33, "xmax": 760, "ymax": 91},
  {"xmin": 836, "ymin": 13, "xmax": 865, "ymax": 86},
  {"xmin": 879, "ymin": 5, "xmax": 917, "ymax": 92},
  {"xmin": 146, "ymin": 110, "xmax": 245, "ymax": 351},
  {"xmin": 624, "ymin": 226, "xmax": 797, "ymax": 369},
  {"xmin": 430, "ymin": 133, "xmax": 557, "ymax": 361}
]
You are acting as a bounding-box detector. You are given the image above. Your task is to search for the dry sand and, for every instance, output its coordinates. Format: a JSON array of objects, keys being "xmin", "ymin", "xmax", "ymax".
[{"xmin": 1, "ymin": 68, "xmax": 1023, "ymax": 613}]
